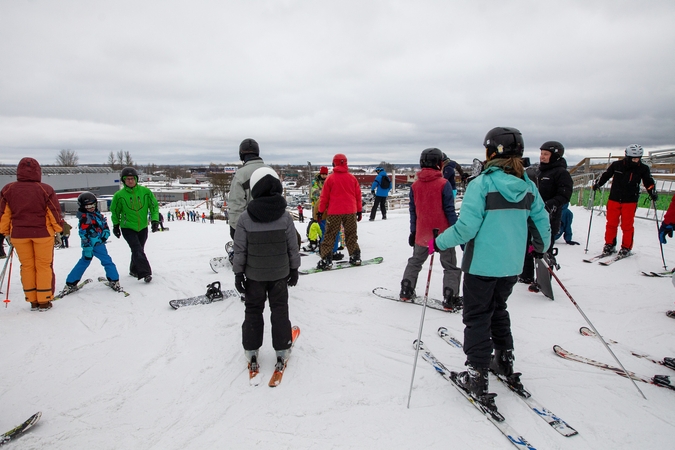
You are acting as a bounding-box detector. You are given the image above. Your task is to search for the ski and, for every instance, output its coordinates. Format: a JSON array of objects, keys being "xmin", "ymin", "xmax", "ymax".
[
  {"xmin": 598, "ymin": 252, "xmax": 632, "ymax": 266},
  {"xmin": 248, "ymin": 355, "xmax": 262, "ymax": 386},
  {"xmin": 299, "ymin": 256, "xmax": 383, "ymax": 275},
  {"xmin": 414, "ymin": 340, "xmax": 536, "ymax": 449},
  {"xmin": 640, "ymin": 270, "xmax": 673, "ymax": 277},
  {"xmin": 582, "ymin": 253, "xmax": 612, "ymax": 263},
  {"xmin": 437, "ymin": 327, "xmax": 578, "ymax": 437},
  {"xmin": 53, "ymin": 278, "xmax": 93, "ymax": 300},
  {"xmin": 553, "ymin": 345, "xmax": 675, "ymax": 391},
  {"xmin": 1, "ymin": 411, "xmax": 41, "ymax": 446},
  {"xmin": 97, "ymin": 277, "xmax": 130, "ymax": 297},
  {"xmin": 268, "ymin": 325, "xmax": 301, "ymax": 387},
  {"xmin": 371, "ymin": 287, "xmax": 459, "ymax": 313},
  {"xmin": 169, "ymin": 281, "xmax": 238, "ymax": 309},
  {"xmin": 578, "ymin": 326, "xmax": 675, "ymax": 371},
  {"xmin": 667, "ymin": 311, "xmax": 675, "ymax": 319}
]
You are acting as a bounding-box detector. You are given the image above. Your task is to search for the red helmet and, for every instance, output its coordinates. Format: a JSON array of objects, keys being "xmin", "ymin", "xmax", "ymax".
[
  {"xmin": 319, "ymin": 166, "xmax": 329, "ymax": 175},
  {"xmin": 332, "ymin": 153, "xmax": 348, "ymax": 167}
]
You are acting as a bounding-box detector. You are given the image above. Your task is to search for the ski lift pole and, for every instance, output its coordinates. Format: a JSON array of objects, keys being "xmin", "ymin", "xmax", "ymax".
[
  {"xmin": 540, "ymin": 256, "xmax": 647, "ymax": 399},
  {"xmin": 650, "ymin": 198, "xmax": 668, "ymax": 270},
  {"xmin": 407, "ymin": 229, "xmax": 439, "ymax": 408}
]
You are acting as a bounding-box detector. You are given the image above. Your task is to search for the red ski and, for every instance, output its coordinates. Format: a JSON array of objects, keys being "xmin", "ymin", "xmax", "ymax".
[{"xmin": 268, "ymin": 326, "xmax": 301, "ymax": 387}]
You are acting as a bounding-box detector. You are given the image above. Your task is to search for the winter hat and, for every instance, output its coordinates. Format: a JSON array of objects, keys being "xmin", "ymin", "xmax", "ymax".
[
  {"xmin": 250, "ymin": 167, "xmax": 282, "ymax": 199},
  {"xmin": 319, "ymin": 166, "xmax": 329, "ymax": 175}
]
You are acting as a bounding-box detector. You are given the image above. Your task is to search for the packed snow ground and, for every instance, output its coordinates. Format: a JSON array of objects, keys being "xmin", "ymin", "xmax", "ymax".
[{"xmin": 2, "ymin": 204, "xmax": 675, "ymax": 449}]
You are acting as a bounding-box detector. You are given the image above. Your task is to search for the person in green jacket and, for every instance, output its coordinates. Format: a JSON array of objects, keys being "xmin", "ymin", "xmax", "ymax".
[
  {"xmin": 432, "ymin": 127, "xmax": 551, "ymax": 418},
  {"xmin": 110, "ymin": 167, "xmax": 160, "ymax": 283}
]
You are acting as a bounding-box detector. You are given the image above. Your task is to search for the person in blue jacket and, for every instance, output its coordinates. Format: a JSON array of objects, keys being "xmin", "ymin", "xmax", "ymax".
[
  {"xmin": 369, "ymin": 167, "xmax": 392, "ymax": 221},
  {"xmin": 554, "ymin": 203, "xmax": 579, "ymax": 245},
  {"xmin": 432, "ymin": 127, "xmax": 551, "ymax": 416}
]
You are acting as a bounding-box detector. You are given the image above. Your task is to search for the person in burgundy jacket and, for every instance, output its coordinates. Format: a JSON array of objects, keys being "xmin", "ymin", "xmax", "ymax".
[
  {"xmin": 658, "ymin": 197, "xmax": 675, "ymax": 245},
  {"xmin": 316, "ymin": 153, "xmax": 363, "ymax": 269},
  {"xmin": 0, "ymin": 157, "xmax": 63, "ymax": 311},
  {"xmin": 400, "ymin": 148, "xmax": 460, "ymax": 311}
]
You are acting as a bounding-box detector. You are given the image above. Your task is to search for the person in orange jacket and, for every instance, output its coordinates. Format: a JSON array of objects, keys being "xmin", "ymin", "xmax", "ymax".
[{"xmin": 0, "ymin": 157, "xmax": 63, "ymax": 311}]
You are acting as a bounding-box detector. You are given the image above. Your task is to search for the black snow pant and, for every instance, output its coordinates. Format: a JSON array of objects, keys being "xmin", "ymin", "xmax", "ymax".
[
  {"xmin": 462, "ymin": 273, "xmax": 517, "ymax": 368},
  {"xmin": 242, "ymin": 278, "xmax": 292, "ymax": 351},
  {"xmin": 369, "ymin": 196, "xmax": 387, "ymax": 220},
  {"xmin": 121, "ymin": 227, "xmax": 152, "ymax": 278}
]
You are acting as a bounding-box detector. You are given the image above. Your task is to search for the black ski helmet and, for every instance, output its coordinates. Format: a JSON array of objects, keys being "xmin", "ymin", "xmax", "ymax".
[
  {"xmin": 120, "ymin": 167, "xmax": 138, "ymax": 182},
  {"xmin": 77, "ymin": 191, "xmax": 97, "ymax": 209},
  {"xmin": 540, "ymin": 141, "xmax": 565, "ymax": 161},
  {"xmin": 483, "ymin": 127, "xmax": 524, "ymax": 160},
  {"xmin": 239, "ymin": 138, "xmax": 260, "ymax": 161},
  {"xmin": 420, "ymin": 148, "xmax": 443, "ymax": 169}
]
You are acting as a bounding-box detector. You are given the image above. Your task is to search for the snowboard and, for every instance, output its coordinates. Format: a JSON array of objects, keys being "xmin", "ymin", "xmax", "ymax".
[
  {"xmin": 169, "ymin": 281, "xmax": 238, "ymax": 309},
  {"xmin": 534, "ymin": 257, "xmax": 554, "ymax": 300},
  {"xmin": 209, "ymin": 257, "xmax": 230, "ymax": 273},
  {"xmin": 299, "ymin": 256, "xmax": 383, "ymax": 275},
  {"xmin": 371, "ymin": 287, "xmax": 458, "ymax": 313},
  {"xmin": 1, "ymin": 411, "xmax": 41, "ymax": 446}
]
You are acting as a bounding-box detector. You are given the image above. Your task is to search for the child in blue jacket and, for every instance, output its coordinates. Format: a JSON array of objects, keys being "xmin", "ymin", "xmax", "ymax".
[{"xmin": 61, "ymin": 192, "xmax": 123, "ymax": 294}]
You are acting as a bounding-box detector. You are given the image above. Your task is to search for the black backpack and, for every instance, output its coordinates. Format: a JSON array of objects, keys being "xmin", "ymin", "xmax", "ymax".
[{"xmin": 380, "ymin": 175, "xmax": 391, "ymax": 189}]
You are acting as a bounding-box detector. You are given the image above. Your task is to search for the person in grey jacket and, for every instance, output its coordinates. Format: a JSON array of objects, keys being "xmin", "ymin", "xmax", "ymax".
[
  {"xmin": 232, "ymin": 167, "xmax": 301, "ymax": 369},
  {"xmin": 228, "ymin": 138, "xmax": 269, "ymax": 239}
]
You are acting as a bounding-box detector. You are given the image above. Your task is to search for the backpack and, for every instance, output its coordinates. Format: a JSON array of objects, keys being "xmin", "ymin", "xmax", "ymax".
[{"xmin": 380, "ymin": 175, "xmax": 391, "ymax": 189}]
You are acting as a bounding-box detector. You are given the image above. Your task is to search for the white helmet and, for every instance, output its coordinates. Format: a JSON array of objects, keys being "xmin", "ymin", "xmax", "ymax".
[{"xmin": 625, "ymin": 144, "xmax": 643, "ymax": 158}]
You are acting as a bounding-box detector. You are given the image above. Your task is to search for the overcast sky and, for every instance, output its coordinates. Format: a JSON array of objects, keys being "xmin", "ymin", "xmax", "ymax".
[{"xmin": 1, "ymin": 0, "xmax": 674, "ymax": 167}]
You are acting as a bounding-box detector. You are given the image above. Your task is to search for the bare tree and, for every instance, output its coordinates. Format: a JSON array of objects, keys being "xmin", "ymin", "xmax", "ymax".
[
  {"xmin": 107, "ymin": 151, "xmax": 117, "ymax": 169},
  {"xmin": 379, "ymin": 161, "xmax": 396, "ymax": 174},
  {"xmin": 116, "ymin": 150, "xmax": 124, "ymax": 168},
  {"xmin": 209, "ymin": 173, "xmax": 233, "ymax": 198},
  {"xmin": 56, "ymin": 149, "xmax": 79, "ymax": 166},
  {"xmin": 123, "ymin": 151, "xmax": 134, "ymax": 167}
]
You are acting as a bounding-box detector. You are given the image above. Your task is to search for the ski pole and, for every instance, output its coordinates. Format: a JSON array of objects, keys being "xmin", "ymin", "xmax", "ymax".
[
  {"xmin": 584, "ymin": 188, "xmax": 596, "ymax": 254},
  {"xmin": 540, "ymin": 256, "xmax": 647, "ymax": 399},
  {"xmin": 0, "ymin": 243, "xmax": 14, "ymax": 292},
  {"xmin": 3, "ymin": 248, "xmax": 15, "ymax": 308},
  {"xmin": 407, "ymin": 229, "xmax": 439, "ymax": 408},
  {"xmin": 650, "ymin": 198, "xmax": 668, "ymax": 270}
]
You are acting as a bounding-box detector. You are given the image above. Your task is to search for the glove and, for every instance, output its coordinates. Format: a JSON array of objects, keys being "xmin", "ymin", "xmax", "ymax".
[
  {"xmin": 317, "ymin": 211, "xmax": 324, "ymax": 221},
  {"xmin": 533, "ymin": 251, "xmax": 545, "ymax": 260},
  {"xmin": 545, "ymin": 201, "xmax": 557, "ymax": 214},
  {"xmin": 83, "ymin": 247, "xmax": 93, "ymax": 260},
  {"xmin": 356, "ymin": 211, "xmax": 362, "ymax": 222},
  {"xmin": 101, "ymin": 229, "xmax": 110, "ymax": 242},
  {"xmin": 371, "ymin": 190, "xmax": 375, "ymax": 196},
  {"xmin": 287, "ymin": 268, "xmax": 299, "ymax": 287},
  {"xmin": 659, "ymin": 223, "xmax": 674, "ymax": 244},
  {"xmin": 408, "ymin": 232, "xmax": 416, "ymax": 247},
  {"xmin": 151, "ymin": 221, "xmax": 160, "ymax": 233},
  {"xmin": 566, "ymin": 240, "xmax": 580, "ymax": 245},
  {"xmin": 113, "ymin": 224, "xmax": 121, "ymax": 239},
  {"xmin": 649, "ymin": 189, "xmax": 658, "ymax": 202},
  {"xmin": 428, "ymin": 238, "xmax": 441, "ymax": 254},
  {"xmin": 54, "ymin": 233, "xmax": 62, "ymax": 247},
  {"xmin": 234, "ymin": 272, "xmax": 247, "ymax": 294},
  {"xmin": 592, "ymin": 182, "xmax": 600, "ymax": 191}
]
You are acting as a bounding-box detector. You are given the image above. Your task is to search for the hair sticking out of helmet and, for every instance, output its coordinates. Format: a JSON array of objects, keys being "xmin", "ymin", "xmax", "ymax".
[
  {"xmin": 332, "ymin": 153, "xmax": 348, "ymax": 167},
  {"xmin": 420, "ymin": 148, "xmax": 443, "ymax": 170},
  {"xmin": 540, "ymin": 141, "xmax": 565, "ymax": 161},
  {"xmin": 625, "ymin": 144, "xmax": 643, "ymax": 158},
  {"xmin": 120, "ymin": 167, "xmax": 138, "ymax": 182},
  {"xmin": 483, "ymin": 127, "xmax": 524, "ymax": 160}
]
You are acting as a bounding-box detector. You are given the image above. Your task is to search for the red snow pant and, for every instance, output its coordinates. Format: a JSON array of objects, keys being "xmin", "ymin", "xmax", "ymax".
[{"xmin": 605, "ymin": 200, "xmax": 637, "ymax": 250}]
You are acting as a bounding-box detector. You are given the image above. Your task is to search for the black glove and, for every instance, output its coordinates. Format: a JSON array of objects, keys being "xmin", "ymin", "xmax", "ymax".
[
  {"xmin": 592, "ymin": 182, "xmax": 600, "ymax": 191},
  {"xmin": 317, "ymin": 211, "xmax": 324, "ymax": 221},
  {"xmin": 371, "ymin": 190, "xmax": 375, "ymax": 195},
  {"xmin": 356, "ymin": 211, "xmax": 362, "ymax": 222},
  {"xmin": 113, "ymin": 224, "xmax": 121, "ymax": 239},
  {"xmin": 287, "ymin": 268, "xmax": 299, "ymax": 287},
  {"xmin": 151, "ymin": 221, "xmax": 160, "ymax": 233},
  {"xmin": 234, "ymin": 272, "xmax": 247, "ymax": 294},
  {"xmin": 566, "ymin": 240, "xmax": 580, "ymax": 245},
  {"xmin": 545, "ymin": 201, "xmax": 557, "ymax": 215},
  {"xmin": 659, "ymin": 223, "xmax": 674, "ymax": 244},
  {"xmin": 533, "ymin": 251, "xmax": 545, "ymax": 260},
  {"xmin": 408, "ymin": 232, "xmax": 416, "ymax": 247},
  {"xmin": 649, "ymin": 189, "xmax": 658, "ymax": 202}
]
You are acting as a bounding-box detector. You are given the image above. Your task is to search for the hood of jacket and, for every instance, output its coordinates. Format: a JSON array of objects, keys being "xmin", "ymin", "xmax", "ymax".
[
  {"xmin": 16, "ymin": 157, "xmax": 42, "ymax": 182},
  {"xmin": 539, "ymin": 157, "xmax": 568, "ymax": 172},
  {"xmin": 416, "ymin": 167, "xmax": 443, "ymax": 183},
  {"xmin": 483, "ymin": 166, "xmax": 533, "ymax": 204}
]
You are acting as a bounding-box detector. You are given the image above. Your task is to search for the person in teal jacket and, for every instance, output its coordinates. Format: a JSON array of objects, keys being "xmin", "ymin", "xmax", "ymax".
[
  {"xmin": 432, "ymin": 127, "xmax": 550, "ymax": 417},
  {"xmin": 110, "ymin": 167, "xmax": 159, "ymax": 283}
]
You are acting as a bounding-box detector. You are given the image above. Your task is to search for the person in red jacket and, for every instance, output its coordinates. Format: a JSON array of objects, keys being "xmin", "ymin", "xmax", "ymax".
[
  {"xmin": 0, "ymin": 157, "xmax": 63, "ymax": 311},
  {"xmin": 400, "ymin": 148, "xmax": 461, "ymax": 311},
  {"xmin": 317, "ymin": 153, "xmax": 363, "ymax": 268}
]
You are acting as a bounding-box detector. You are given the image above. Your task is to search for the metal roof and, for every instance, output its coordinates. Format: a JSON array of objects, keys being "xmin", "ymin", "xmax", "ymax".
[{"xmin": 0, "ymin": 166, "xmax": 115, "ymax": 176}]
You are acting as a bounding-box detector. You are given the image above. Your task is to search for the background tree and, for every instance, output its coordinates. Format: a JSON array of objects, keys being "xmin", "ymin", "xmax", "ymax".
[
  {"xmin": 116, "ymin": 150, "xmax": 124, "ymax": 168},
  {"xmin": 378, "ymin": 161, "xmax": 396, "ymax": 174},
  {"xmin": 209, "ymin": 173, "xmax": 233, "ymax": 199},
  {"xmin": 107, "ymin": 151, "xmax": 117, "ymax": 170},
  {"xmin": 123, "ymin": 151, "xmax": 134, "ymax": 167},
  {"xmin": 56, "ymin": 149, "xmax": 79, "ymax": 166}
]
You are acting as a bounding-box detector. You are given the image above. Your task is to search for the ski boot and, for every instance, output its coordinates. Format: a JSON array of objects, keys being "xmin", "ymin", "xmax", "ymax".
[
  {"xmin": 399, "ymin": 279, "xmax": 415, "ymax": 302},
  {"xmin": 108, "ymin": 280, "xmax": 123, "ymax": 292},
  {"xmin": 490, "ymin": 349, "xmax": 527, "ymax": 395},
  {"xmin": 317, "ymin": 254, "xmax": 333, "ymax": 270},
  {"xmin": 144, "ymin": 275, "xmax": 152, "ymax": 283},
  {"xmin": 442, "ymin": 287, "xmax": 463, "ymax": 312},
  {"xmin": 452, "ymin": 364, "xmax": 502, "ymax": 421},
  {"xmin": 38, "ymin": 301, "xmax": 53, "ymax": 312},
  {"xmin": 30, "ymin": 302, "xmax": 39, "ymax": 311},
  {"xmin": 617, "ymin": 247, "xmax": 631, "ymax": 257},
  {"xmin": 246, "ymin": 349, "xmax": 260, "ymax": 380},
  {"xmin": 60, "ymin": 282, "xmax": 80, "ymax": 296},
  {"xmin": 349, "ymin": 250, "xmax": 361, "ymax": 266},
  {"xmin": 528, "ymin": 282, "xmax": 540, "ymax": 293},
  {"xmin": 205, "ymin": 281, "xmax": 223, "ymax": 300},
  {"xmin": 602, "ymin": 243, "xmax": 616, "ymax": 255}
]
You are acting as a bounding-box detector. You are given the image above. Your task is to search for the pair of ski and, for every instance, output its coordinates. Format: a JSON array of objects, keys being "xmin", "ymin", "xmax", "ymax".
[
  {"xmin": 371, "ymin": 287, "xmax": 460, "ymax": 313},
  {"xmin": 583, "ymin": 251, "xmax": 631, "ymax": 266},
  {"xmin": 249, "ymin": 326, "xmax": 301, "ymax": 387},
  {"xmin": 53, "ymin": 277, "xmax": 130, "ymax": 301},
  {"xmin": 418, "ymin": 328, "xmax": 578, "ymax": 449},
  {"xmin": 554, "ymin": 327, "xmax": 675, "ymax": 391},
  {"xmin": 1, "ymin": 411, "xmax": 41, "ymax": 446},
  {"xmin": 640, "ymin": 270, "xmax": 673, "ymax": 278}
]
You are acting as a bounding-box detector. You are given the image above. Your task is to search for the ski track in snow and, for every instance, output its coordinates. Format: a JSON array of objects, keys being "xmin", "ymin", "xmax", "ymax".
[{"xmin": 1, "ymin": 204, "xmax": 675, "ymax": 449}]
